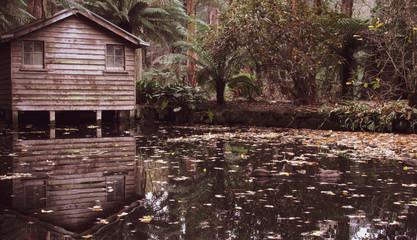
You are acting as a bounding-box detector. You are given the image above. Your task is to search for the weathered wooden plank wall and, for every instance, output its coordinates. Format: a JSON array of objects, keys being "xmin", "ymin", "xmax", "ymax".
[
  {"xmin": 12, "ymin": 136, "xmax": 137, "ymax": 231},
  {"xmin": 11, "ymin": 16, "xmax": 136, "ymax": 111},
  {"xmin": 0, "ymin": 43, "xmax": 11, "ymax": 110}
]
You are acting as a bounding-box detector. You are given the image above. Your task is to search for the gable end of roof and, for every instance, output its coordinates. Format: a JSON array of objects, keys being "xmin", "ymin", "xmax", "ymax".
[{"xmin": 0, "ymin": 8, "xmax": 149, "ymax": 48}]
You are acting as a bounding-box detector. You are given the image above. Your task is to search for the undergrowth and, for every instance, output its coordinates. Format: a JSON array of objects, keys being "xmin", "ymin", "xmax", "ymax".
[{"xmin": 321, "ymin": 100, "xmax": 417, "ymax": 133}]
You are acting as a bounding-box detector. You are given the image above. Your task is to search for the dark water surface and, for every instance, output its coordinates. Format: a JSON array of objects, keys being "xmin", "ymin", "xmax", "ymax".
[{"xmin": 1, "ymin": 124, "xmax": 417, "ymax": 239}]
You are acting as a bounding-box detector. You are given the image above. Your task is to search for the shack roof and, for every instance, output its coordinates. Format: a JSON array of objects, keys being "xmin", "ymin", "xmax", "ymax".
[{"xmin": 0, "ymin": 8, "xmax": 150, "ymax": 48}]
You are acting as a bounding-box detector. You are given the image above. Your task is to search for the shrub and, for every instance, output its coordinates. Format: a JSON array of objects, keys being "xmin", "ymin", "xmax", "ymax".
[{"xmin": 152, "ymin": 83, "xmax": 207, "ymax": 113}]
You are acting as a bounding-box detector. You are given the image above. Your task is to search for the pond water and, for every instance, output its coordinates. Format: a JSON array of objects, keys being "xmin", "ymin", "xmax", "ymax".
[{"xmin": 0, "ymin": 123, "xmax": 417, "ymax": 239}]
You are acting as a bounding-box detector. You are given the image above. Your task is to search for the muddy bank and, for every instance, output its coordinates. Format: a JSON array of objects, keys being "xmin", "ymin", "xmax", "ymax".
[{"xmin": 137, "ymin": 102, "xmax": 417, "ymax": 134}]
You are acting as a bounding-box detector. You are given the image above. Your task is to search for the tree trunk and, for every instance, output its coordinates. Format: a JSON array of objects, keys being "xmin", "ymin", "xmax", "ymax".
[
  {"xmin": 341, "ymin": 0, "xmax": 353, "ymax": 17},
  {"xmin": 290, "ymin": 0, "xmax": 297, "ymax": 12},
  {"xmin": 314, "ymin": 0, "xmax": 322, "ymax": 15},
  {"xmin": 216, "ymin": 79, "xmax": 226, "ymax": 106},
  {"xmin": 340, "ymin": 39, "xmax": 354, "ymax": 99},
  {"xmin": 26, "ymin": 0, "xmax": 46, "ymax": 19},
  {"xmin": 207, "ymin": 6, "xmax": 219, "ymax": 26},
  {"xmin": 185, "ymin": 0, "xmax": 197, "ymax": 86},
  {"xmin": 340, "ymin": 0, "xmax": 355, "ymax": 99}
]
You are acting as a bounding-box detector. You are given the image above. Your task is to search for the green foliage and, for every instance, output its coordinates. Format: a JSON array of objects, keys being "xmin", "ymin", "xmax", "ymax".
[
  {"xmin": 322, "ymin": 101, "xmax": 417, "ymax": 132},
  {"xmin": 137, "ymin": 80, "xmax": 207, "ymax": 119},
  {"xmin": 227, "ymin": 73, "xmax": 261, "ymax": 100},
  {"xmin": 85, "ymin": 0, "xmax": 188, "ymax": 48},
  {"xmin": 207, "ymin": 109, "xmax": 214, "ymax": 123},
  {"xmin": 191, "ymin": 26, "xmax": 251, "ymax": 105},
  {"xmin": 218, "ymin": 0, "xmax": 341, "ymax": 104},
  {"xmin": 152, "ymin": 83, "xmax": 207, "ymax": 113},
  {"xmin": 142, "ymin": 67, "xmax": 180, "ymax": 85},
  {"xmin": 0, "ymin": 0, "xmax": 31, "ymax": 33},
  {"xmin": 136, "ymin": 79, "xmax": 162, "ymax": 104},
  {"xmin": 358, "ymin": 0, "xmax": 417, "ymax": 99}
]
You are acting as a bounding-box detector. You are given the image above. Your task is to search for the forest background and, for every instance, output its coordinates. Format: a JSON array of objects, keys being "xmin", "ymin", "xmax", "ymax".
[{"xmin": 1, "ymin": 0, "xmax": 417, "ymax": 123}]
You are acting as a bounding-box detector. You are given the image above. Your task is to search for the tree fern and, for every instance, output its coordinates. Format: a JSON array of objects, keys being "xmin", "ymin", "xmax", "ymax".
[
  {"xmin": 85, "ymin": 0, "xmax": 189, "ymax": 48},
  {"xmin": 0, "ymin": 0, "xmax": 31, "ymax": 33},
  {"xmin": 335, "ymin": 17, "xmax": 369, "ymax": 35}
]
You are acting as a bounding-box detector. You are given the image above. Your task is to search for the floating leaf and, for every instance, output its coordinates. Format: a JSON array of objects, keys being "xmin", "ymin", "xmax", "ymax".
[
  {"xmin": 321, "ymin": 191, "xmax": 336, "ymax": 196},
  {"xmin": 117, "ymin": 212, "xmax": 128, "ymax": 217},
  {"xmin": 140, "ymin": 216, "xmax": 151, "ymax": 223},
  {"xmin": 41, "ymin": 209, "xmax": 54, "ymax": 213}
]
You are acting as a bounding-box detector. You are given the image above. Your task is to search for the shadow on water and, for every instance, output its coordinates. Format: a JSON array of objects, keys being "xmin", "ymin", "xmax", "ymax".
[
  {"xmin": 1, "ymin": 123, "xmax": 417, "ymax": 239},
  {"xmin": 0, "ymin": 115, "xmax": 145, "ymax": 239}
]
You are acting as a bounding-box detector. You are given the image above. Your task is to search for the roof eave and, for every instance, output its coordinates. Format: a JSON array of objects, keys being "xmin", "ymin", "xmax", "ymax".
[{"xmin": 0, "ymin": 8, "xmax": 150, "ymax": 48}]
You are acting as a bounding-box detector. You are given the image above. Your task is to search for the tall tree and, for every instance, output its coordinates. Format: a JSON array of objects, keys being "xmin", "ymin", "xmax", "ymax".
[
  {"xmin": 220, "ymin": 0, "xmax": 335, "ymax": 104},
  {"xmin": 361, "ymin": 0, "xmax": 417, "ymax": 101},
  {"xmin": 185, "ymin": 0, "xmax": 197, "ymax": 86},
  {"xmin": 26, "ymin": 0, "xmax": 46, "ymax": 19},
  {"xmin": 25, "ymin": 0, "xmax": 83, "ymax": 19},
  {"xmin": 338, "ymin": 0, "xmax": 355, "ymax": 99},
  {"xmin": 193, "ymin": 28, "xmax": 252, "ymax": 105},
  {"xmin": 341, "ymin": 0, "xmax": 353, "ymax": 17}
]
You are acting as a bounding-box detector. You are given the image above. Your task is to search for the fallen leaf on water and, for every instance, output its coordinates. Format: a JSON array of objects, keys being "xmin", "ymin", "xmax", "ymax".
[
  {"xmin": 173, "ymin": 176, "xmax": 191, "ymax": 181},
  {"xmin": 41, "ymin": 209, "xmax": 54, "ymax": 213},
  {"xmin": 117, "ymin": 212, "xmax": 128, "ymax": 217},
  {"xmin": 140, "ymin": 215, "xmax": 151, "ymax": 223},
  {"xmin": 311, "ymin": 230, "xmax": 325, "ymax": 237},
  {"xmin": 88, "ymin": 206, "xmax": 103, "ymax": 212},
  {"xmin": 321, "ymin": 191, "xmax": 336, "ymax": 196},
  {"xmin": 402, "ymin": 184, "xmax": 417, "ymax": 188}
]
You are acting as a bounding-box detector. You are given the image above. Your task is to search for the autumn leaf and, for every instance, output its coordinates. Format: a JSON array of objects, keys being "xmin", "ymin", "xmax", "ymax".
[
  {"xmin": 41, "ymin": 209, "xmax": 54, "ymax": 213},
  {"xmin": 140, "ymin": 216, "xmax": 152, "ymax": 223}
]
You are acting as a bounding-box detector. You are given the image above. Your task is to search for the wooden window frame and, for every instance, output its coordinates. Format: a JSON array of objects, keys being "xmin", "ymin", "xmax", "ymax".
[
  {"xmin": 22, "ymin": 40, "xmax": 45, "ymax": 70},
  {"xmin": 106, "ymin": 44, "xmax": 125, "ymax": 71}
]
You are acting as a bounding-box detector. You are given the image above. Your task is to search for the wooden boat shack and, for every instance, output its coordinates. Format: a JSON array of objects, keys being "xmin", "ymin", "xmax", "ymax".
[{"xmin": 0, "ymin": 8, "xmax": 149, "ymax": 126}]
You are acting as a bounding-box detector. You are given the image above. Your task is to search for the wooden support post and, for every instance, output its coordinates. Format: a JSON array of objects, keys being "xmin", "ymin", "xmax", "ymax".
[
  {"xmin": 5, "ymin": 110, "xmax": 11, "ymax": 122},
  {"xmin": 134, "ymin": 165, "xmax": 144, "ymax": 196},
  {"xmin": 96, "ymin": 110, "xmax": 102, "ymax": 126},
  {"xmin": 49, "ymin": 111, "xmax": 55, "ymax": 127},
  {"xmin": 49, "ymin": 111, "xmax": 56, "ymax": 139},
  {"xmin": 12, "ymin": 111, "xmax": 18, "ymax": 132},
  {"xmin": 50, "ymin": 126, "xmax": 56, "ymax": 139},
  {"xmin": 97, "ymin": 127, "xmax": 102, "ymax": 138},
  {"xmin": 129, "ymin": 110, "xmax": 135, "ymax": 127}
]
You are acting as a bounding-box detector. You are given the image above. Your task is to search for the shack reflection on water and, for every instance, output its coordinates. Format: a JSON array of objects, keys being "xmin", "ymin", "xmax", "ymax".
[
  {"xmin": 1, "ymin": 124, "xmax": 417, "ymax": 239},
  {"xmin": 0, "ymin": 126, "xmax": 144, "ymax": 239}
]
